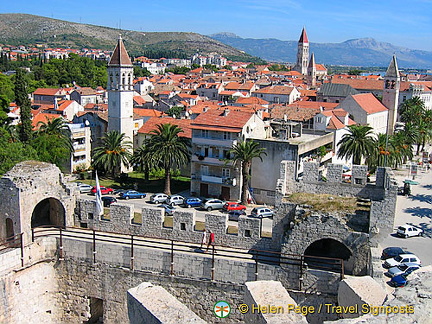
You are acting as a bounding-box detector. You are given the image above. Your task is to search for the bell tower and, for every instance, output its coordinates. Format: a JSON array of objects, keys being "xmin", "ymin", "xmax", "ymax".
[
  {"xmin": 107, "ymin": 35, "xmax": 134, "ymax": 146},
  {"xmin": 382, "ymin": 55, "xmax": 400, "ymax": 135},
  {"xmin": 307, "ymin": 52, "xmax": 317, "ymax": 88},
  {"xmin": 294, "ymin": 27, "xmax": 309, "ymax": 75}
]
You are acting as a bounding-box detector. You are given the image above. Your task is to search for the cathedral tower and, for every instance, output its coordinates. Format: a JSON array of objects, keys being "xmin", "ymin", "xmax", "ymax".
[
  {"xmin": 294, "ymin": 27, "xmax": 309, "ymax": 75},
  {"xmin": 107, "ymin": 35, "xmax": 134, "ymax": 171},
  {"xmin": 382, "ymin": 55, "xmax": 400, "ymax": 135},
  {"xmin": 307, "ymin": 52, "xmax": 317, "ymax": 88}
]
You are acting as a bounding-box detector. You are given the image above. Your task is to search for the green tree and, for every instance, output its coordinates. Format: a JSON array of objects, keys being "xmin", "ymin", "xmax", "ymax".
[
  {"xmin": 36, "ymin": 117, "xmax": 73, "ymax": 151},
  {"xmin": 144, "ymin": 124, "xmax": 191, "ymax": 195},
  {"xmin": 337, "ymin": 125, "xmax": 376, "ymax": 165},
  {"xmin": 0, "ymin": 127, "xmax": 39, "ymax": 175},
  {"xmin": 14, "ymin": 69, "xmax": 32, "ymax": 143},
  {"xmin": 130, "ymin": 145, "xmax": 155, "ymax": 182},
  {"xmin": 166, "ymin": 106, "xmax": 184, "ymax": 118},
  {"xmin": 92, "ymin": 131, "xmax": 132, "ymax": 178},
  {"xmin": 229, "ymin": 140, "xmax": 267, "ymax": 205},
  {"xmin": 0, "ymin": 74, "xmax": 15, "ymax": 103},
  {"xmin": 30, "ymin": 134, "xmax": 71, "ymax": 168},
  {"xmin": 133, "ymin": 66, "xmax": 151, "ymax": 78}
]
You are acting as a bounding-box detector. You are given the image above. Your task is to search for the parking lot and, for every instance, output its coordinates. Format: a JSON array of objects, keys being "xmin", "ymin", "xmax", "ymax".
[
  {"xmin": 78, "ymin": 190, "xmax": 274, "ymax": 233},
  {"xmin": 380, "ymin": 167, "xmax": 432, "ymax": 267}
]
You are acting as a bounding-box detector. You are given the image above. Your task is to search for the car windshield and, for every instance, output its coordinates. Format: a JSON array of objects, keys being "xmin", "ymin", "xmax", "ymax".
[
  {"xmin": 394, "ymin": 255, "xmax": 403, "ymax": 262},
  {"xmin": 398, "ymin": 264, "xmax": 408, "ymax": 271},
  {"xmin": 398, "ymin": 226, "xmax": 406, "ymax": 231}
]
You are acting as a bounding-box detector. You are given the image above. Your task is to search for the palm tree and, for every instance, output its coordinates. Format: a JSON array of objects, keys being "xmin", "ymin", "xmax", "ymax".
[
  {"xmin": 92, "ymin": 131, "xmax": 132, "ymax": 178},
  {"xmin": 37, "ymin": 117, "xmax": 72, "ymax": 151},
  {"xmin": 130, "ymin": 145, "xmax": 155, "ymax": 182},
  {"xmin": 229, "ymin": 139, "xmax": 267, "ymax": 205},
  {"xmin": 399, "ymin": 96, "xmax": 425, "ymax": 124},
  {"xmin": 144, "ymin": 123, "xmax": 190, "ymax": 195},
  {"xmin": 337, "ymin": 125, "xmax": 376, "ymax": 166}
]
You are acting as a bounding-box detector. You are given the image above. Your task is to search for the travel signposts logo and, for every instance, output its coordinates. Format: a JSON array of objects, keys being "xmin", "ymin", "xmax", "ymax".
[{"xmin": 213, "ymin": 301, "xmax": 231, "ymax": 318}]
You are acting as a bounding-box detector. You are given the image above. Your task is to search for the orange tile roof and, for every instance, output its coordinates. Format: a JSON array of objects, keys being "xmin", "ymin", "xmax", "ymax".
[
  {"xmin": 331, "ymin": 78, "xmax": 383, "ymax": 91},
  {"xmin": 191, "ymin": 108, "xmax": 253, "ymax": 132},
  {"xmin": 137, "ymin": 117, "xmax": 192, "ymax": 138},
  {"xmin": 351, "ymin": 93, "xmax": 388, "ymax": 114},
  {"xmin": 56, "ymin": 100, "xmax": 75, "ymax": 112},
  {"xmin": 133, "ymin": 108, "xmax": 164, "ymax": 117},
  {"xmin": 254, "ymin": 85, "xmax": 296, "ymax": 95},
  {"xmin": 108, "ymin": 37, "xmax": 132, "ymax": 66},
  {"xmin": 315, "ymin": 64, "xmax": 327, "ymax": 71},
  {"xmin": 287, "ymin": 101, "xmax": 338, "ymax": 110},
  {"xmin": 84, "ymin": 103, "xmax": 108, "ymax": 111},
  {"xmin": 32, "ymin": 113, "xmax": 61, "ymax": 130},
  {"xmin": 33, "ymin": 88, "xmax": 62, "ymax": 96},
  {"xmin": 270, "ymin": 106, "xmax": 319, "ymax": 122},
  {"xmin": 224, "ymin": 81, "xmax": 255, "ymax": 91},
  {"xmin": 236, "ymin": 97, "xmax": 269, "ymax": 105}
]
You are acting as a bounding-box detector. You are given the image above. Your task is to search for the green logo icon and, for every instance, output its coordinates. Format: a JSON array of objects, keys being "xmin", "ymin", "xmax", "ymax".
[{"xmin": 214, "ymin": 301, "xmax": 231, "ymax": 318}]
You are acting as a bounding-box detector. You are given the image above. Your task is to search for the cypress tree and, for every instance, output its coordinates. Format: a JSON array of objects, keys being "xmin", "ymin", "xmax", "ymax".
[{"xmin": 15, "ymin": 69, "xmax": 32, "ymax": 143}]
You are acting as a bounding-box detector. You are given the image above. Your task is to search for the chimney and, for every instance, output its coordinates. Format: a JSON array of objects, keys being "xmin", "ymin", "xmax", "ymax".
[{"xmin": 223, "ymin": 108, "xmax": 230, "ymax": 116}]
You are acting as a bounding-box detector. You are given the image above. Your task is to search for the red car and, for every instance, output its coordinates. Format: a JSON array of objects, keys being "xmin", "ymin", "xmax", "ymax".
[
  {"xmin": 223, "ymin": 202, "xmax": 247, "ymax": 212},
  {"xmin": 91, "ymin": 186, "xmax": 114, "ymax": 195}
]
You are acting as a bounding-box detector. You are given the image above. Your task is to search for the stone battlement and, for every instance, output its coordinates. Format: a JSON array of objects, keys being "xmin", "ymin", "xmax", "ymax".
[{"xmin": 75, "ymin": 200, "xmax": 276, "ymax": 251}]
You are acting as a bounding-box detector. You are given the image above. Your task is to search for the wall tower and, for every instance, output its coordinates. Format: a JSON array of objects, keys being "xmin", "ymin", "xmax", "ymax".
[
  {"xmin": 294, "ymin": 27, "xmax": 309, "ymax": 75},
  {"xmin": 382, "ymin": 55, "xmax": 400, "ymax": 135}
]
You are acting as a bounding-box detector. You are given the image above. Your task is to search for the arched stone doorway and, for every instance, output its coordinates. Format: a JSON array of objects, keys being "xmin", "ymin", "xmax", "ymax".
[
  {"xmin": 304, "ymin": 238, "xmax": 354, "ymax": 274},
  {"xmin": 31, "ymin": 198, "xmax": 65, "ymax": 228}
]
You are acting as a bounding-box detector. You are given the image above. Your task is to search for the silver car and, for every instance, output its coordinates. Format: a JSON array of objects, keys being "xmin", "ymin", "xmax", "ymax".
[
  {"xmin": 150, "ymin": 193, "xmax": 169, "ymax": 204},
  {"xmin": 166, "ymin": 195, "xmax": 185, "ymax": 206},
  {"xmin": 202, "ymin": 199, "xmax": 225, "ymax": 211},
  {"xmin": 251, "ymin": 207, "xmax": 274, "ymax": 218}
]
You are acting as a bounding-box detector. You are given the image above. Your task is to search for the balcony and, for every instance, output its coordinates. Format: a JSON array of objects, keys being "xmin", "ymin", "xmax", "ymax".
[
  {"xmin": 191, "ymin": 155, "xmax": 232, "ymax": 165},
  {"xmin": 192, "ymin": 137, "xmax": 237, "ymax": 148},
  {"xmin": 201, "ymin": 175, "xmax": 236, "ymax": 186}
]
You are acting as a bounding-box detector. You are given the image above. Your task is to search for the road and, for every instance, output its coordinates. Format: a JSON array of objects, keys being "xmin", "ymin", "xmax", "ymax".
[
  {"xmin": 79, "ymin": 193, "xmax": 274, "ymax": 233},
  {"xmin": 380, "ymin": 166, "xmax": 432, "ymax": 266}
]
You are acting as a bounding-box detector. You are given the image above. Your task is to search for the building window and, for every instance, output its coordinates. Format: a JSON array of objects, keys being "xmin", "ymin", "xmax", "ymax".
[
  {"xmin": 223, "ymin": 132, "xmax": 230, "ymax": 140},
  {"xmin": 222, "ymin": 168, "xmax": 230, "ymax": 178},
  {"xmin": 201, "ymin": 165, "xmax": 209, "ymax": 175},
  {"xmin": 201, "ymin": 129, "xmax": 209, "ymax": 138}
]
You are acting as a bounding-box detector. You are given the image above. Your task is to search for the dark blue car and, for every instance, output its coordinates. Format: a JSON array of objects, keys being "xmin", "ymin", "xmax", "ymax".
[
  {"xmin": 390, "ymin": 274, "xmax": 408, "ymax": 287},
  {"xmin": 183, "ymin": 197, "xmax": 202, "ymax": 208},
  {"xmin": 119, "ymin": 190, "xmax": 146, "ymax": 200}
]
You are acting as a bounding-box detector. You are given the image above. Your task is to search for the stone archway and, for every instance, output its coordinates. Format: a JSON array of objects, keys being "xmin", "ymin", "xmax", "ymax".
[
  {"xmin": 304, "ymin": 238, "xmax": 354, "ymax": 274},
  {"xmin": 31, "ymin": 198, "xmax": 65, "ymax": 228}
]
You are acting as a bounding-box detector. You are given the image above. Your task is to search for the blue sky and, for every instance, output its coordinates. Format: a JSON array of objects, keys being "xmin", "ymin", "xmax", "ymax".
[{"xmin": 3, "ymin": 0, "xmax": 432, "ymax": 51}]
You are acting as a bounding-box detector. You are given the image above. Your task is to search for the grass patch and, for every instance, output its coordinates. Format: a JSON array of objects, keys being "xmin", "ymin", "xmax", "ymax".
[
  {"xmin": 261, "ymin": 231, "xmax": 272, "ymax": 238},
  {"xmin": 164, "ymin": 216, "xmax": 173, "ymax": 228},
  {"xmin": 133, "ymin": 212, "xmax": 142, "ymax": 224},
  {"xmin": 75, "ymin": 172, "xmax": 190, "ymax": 194},
  {"xmin": 285, "ymin": 192, "xmax": 358, "ymax": 214},
  {"xmin": 227, "ymin": 226, "xmax": 238, "ymax": 235}
]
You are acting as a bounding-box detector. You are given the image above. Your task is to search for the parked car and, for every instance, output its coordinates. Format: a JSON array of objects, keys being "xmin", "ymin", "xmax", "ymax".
[
  {"xmin": 77, "ymin": 183, "xmax": 93, "ymax": 193},
  {"xmin": 384, "ymin": 254, "xmax": 421, "ymax": 268},
  {"xmin": 251, "ymin": 207, "xmax": 275, "ymax": 218},
  {"xmin": 158, "ymin": 204, "xmax": 176, "ymax": 216},
  {"xmin": 397, "ymin": 224, "xmax": 423, "ymax": 238},
  {"xmin": 183, "ymin": 197, "xmax": 202, "ymax": 208},
  {"xmin": 119, "ymin": 190, "xmax": 146, "ymax": 200},
  {"xmin": 150, "ymin": 193, "xmax": 169, "ymax": 204},
  {"xmin": 166, "ymin": 195, "xmax": 185, "ymax": 206},
  {"xmin": 91, "ymin": 186, "xmax": 114, "ymax": 195},
  {"xmin": 390, "ymin": 273, "xmax": 408, "ymax": 287},
  {"xmin": 223, "ymin": 202, "xmax": 247, "ymax": 212},
  {"xmin": 202, "ymin": 199, "xmax": 225, "ymax": 211},
  {"xmin": 228, "ymin": 210, "xmax": 246, "ymax": 221},
  {"xmin": 386, "ymin": 263, "xmax": 421, "ymax": 278},
  {"xmin": 113, "ymin": 188, "xmax": 127, "ymax": 195},
  {"xmin": 381, "ymin": 247, "xmax": 411, "ymax": 260},
  {"xmin": 101, "ymin": 196, "xmax": 117, "ymax": 207}
]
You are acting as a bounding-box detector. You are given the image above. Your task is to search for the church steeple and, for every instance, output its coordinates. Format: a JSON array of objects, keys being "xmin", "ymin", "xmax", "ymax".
[
  {"xmin": 382, "ymin": 55, "xmax": 400, "ymax": 135},
  {"xmin": 294, "ymin": 27, "xmax": 309, "ymax": 75},
  {"xmin": 307, "ymin": 52, "xmax": 316, "ymax": 88},
  {"xmin": 108, "ymin": 35, "xmax": 132, "ymax": 66}
]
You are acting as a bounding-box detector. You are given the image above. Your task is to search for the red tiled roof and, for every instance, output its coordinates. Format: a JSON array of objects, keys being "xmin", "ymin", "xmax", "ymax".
[
  {"xmin": 84, "ymin": 103, "xmax": 108, "ymax": 111},
  {"xmin": 133, "ymin": 108, "xmax": 164, "ymax": 117},
  {"xmin": 236, "ymin": 97, "xmax": 269, "ymax": 105},
  {"xmin": 331, "ymin": 78, "xmax": 383, "ymax": 91},
  {"xmin": 287, "ymin": 101, "xmax": 338, "ymax": 110},
  {"xmin": 254, "ymin": 85, "xmax": 296, "ymax": 95},
  {"xmin": 315, "ymin": 64, "xmax": 327, "ymax": 71},
  {"xmin": 33, "ymin": 88, "xmax": 62, "ymax": 96},
  {"xmin": 32, "ymin": 113, "xmax": 61, "ymax": 130},
  {"xmin": 270, "ymin": 106, "xmax": 319, "ymax": 122},
  {"xmin": 299, "ymin": 27, "xmax": 309, "ymax": 43},
  {"xmin": 351, "ymin": 93, "xmax": 388, "ymax": 114},
  {"xmin": 108, "ymin": 36, "xmax": 132, "ymax": 66},
  {"xmin": 137, "ymin": 117, "xmax": 192, "ymax": 138},
  {"xmin": 191, "ymin": 109, "xmax": 253, "ymax": 132}
]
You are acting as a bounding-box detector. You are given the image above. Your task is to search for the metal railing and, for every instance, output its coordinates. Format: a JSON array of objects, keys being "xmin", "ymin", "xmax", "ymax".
[
  {"xmin": 31, "ymin": 226, "xmax": 344, "ymax": 288},
  {"xmin": 0, "ymin": 232, "xmax": 24, "ymax": 268}
]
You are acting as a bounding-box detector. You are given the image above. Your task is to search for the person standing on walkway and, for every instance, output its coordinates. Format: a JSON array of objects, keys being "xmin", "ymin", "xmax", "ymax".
[
  {"xmin": 200, "ymin": 229, "xmax": 208, "ymax": 250},
  {"xmin": 206, "ymin": 230, "xmax": 215, "ymax": 252}
]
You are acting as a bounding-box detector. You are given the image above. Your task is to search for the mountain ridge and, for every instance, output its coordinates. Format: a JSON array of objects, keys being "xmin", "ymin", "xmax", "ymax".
[{"xmin": 210, "ymin": 33, "xmax": 432, "ymax": 69}]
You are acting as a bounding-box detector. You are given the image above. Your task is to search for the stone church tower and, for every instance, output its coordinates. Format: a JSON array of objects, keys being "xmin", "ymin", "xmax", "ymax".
[
  {"xmin": 382, "ymin": 55, "xmax": 400, "ymax": 135},
  {"xmin": 107, "ymin": 35, "xmax": 134, "ymax": 150},
  {"xmin": 307, "ymin": 52, "xmax": 317, "ymax": 88},
  {"xmin": 294, "ymin": 27, "xmax": 309, "ymax": 75}
]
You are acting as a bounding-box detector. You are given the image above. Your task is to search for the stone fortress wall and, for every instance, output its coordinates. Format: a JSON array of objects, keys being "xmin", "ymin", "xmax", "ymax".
[{"xmin": 277, "ymin": 161, "xmax": 398, "ymax": 246}]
